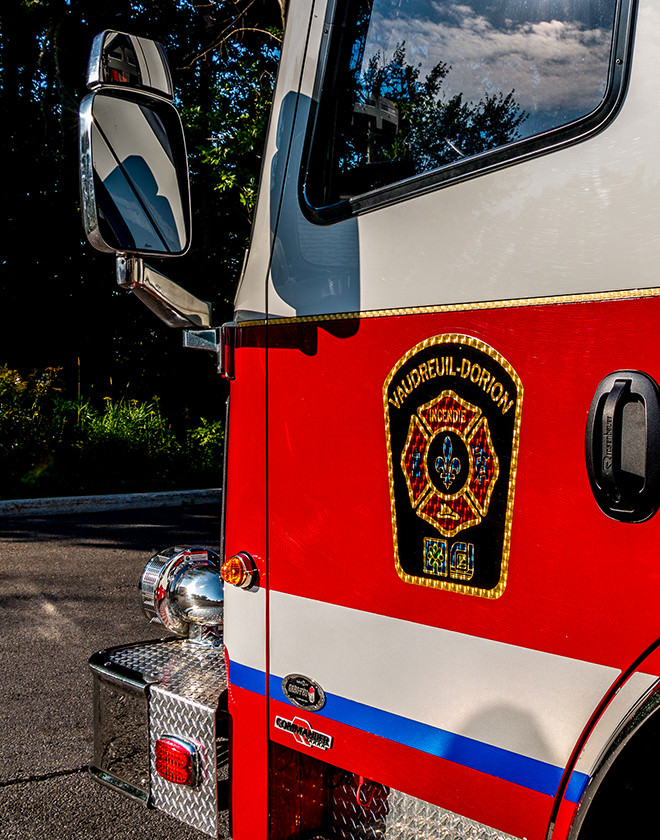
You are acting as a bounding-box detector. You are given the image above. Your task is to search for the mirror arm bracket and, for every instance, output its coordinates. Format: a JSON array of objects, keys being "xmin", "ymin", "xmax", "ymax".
[
  {"xmin": 183, "ymin": 329, "xmax": 221, "ymax": 374},
  {"xmin": 116, "ymin": 256, "xmax": 213, "ymax": 330},
  {"xmin": 183, "ymin": 324, "xmax": 236, "ymax": 380}
]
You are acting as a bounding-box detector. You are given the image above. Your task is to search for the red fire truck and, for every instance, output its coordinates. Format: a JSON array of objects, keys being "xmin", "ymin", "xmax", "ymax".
[{"xmin": 79, "ymin": 2, "xmax": 660, "ymax": 838}]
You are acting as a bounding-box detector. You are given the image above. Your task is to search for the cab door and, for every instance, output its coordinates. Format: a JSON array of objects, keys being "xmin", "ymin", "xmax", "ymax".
[{"xmin": 254, "ymin": 1, "xmax": 660, "ymax": 838}]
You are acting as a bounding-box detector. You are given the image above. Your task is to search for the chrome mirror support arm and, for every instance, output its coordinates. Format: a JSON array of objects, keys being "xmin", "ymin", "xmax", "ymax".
[
  {"xmin": 183, "ymin": 329, "xmax": 221, "ymax": 353},
  {"xmin": 116, "ymin": 255, "xmax": 213, "ymax": 329},
  {"xmin": 183, "ymin": 329, "xmax": 222, "ymax": 374},
  {"xmin": 114, "ymin": 257, "xmax": 230, "ymax": 377}
]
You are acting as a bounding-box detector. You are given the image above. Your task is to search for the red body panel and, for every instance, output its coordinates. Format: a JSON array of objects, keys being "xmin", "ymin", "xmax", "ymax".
[
  {"xmin": 260, "ymin": 297, "xmax": 660, "ymax": 839},
  {"xmin": 268, "ymin": 300, "xmax": 660, "ymax": 668},
  {"xmin": 224, "ymin": 296, "xmax": 660, "ymax": 839},
  {"xmin": 224, "ymin": 330, "xmax": 269, "ymax": 839},
  {"xmin": 269, "ymin": 697, "xmax": 552, "ymax": 840}
]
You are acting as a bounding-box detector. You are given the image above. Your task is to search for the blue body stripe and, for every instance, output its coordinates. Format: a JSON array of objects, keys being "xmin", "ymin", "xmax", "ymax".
[
  {"xmin": 230, "ymin": 660, "xmax": 267, "ymax": 695},
  {"xmin": 564, "ymin": 771, "xmax": 590, "ymax": 803},
  {"xmin": 231, "ymin": 662, "xmax": 588, "ymax": 803}
]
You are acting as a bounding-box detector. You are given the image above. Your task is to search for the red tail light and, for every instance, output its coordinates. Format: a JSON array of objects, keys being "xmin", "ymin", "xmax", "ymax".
[{"xmin": 155, "ymin": 736, "xmax": 200, "ymax": 787}]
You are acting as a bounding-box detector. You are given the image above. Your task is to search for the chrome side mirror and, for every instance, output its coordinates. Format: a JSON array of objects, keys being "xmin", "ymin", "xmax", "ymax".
[
  {"xmin": 79, "ymin": 90, "xmax": 191, "ymax": 256},
  {"xmin": 78, "ymin": 31, "xmax": 217, "ymax": 336}
]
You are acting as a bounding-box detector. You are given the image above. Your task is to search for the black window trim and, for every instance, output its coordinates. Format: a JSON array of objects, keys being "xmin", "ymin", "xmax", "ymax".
[{"xmin": 300, "ymin": 0, "xmax": 637, "ymax": 226}]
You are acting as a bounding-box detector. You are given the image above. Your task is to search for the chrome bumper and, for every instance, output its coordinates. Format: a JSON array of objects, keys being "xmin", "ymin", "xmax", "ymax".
[{"xmin": 89, "ymin": 638, "xmax": 228, "ymax": 837}]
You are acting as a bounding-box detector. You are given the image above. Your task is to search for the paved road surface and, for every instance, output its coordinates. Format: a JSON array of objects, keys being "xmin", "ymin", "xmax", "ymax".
[{"xmin": 0, "ymin": 505, "xmax": 221, "ymax": 840}]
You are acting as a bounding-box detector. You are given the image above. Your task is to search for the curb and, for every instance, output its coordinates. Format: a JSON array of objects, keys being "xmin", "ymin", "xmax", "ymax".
[{"xmin": 0, "ymin": 488, "xmax": 222, "ymax": 518}]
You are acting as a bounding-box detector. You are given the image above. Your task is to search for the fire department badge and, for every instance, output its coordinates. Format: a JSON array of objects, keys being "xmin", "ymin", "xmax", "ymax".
[{"xmin": 384, "ymin": 334, "xmax": 522, "ymax": 598}]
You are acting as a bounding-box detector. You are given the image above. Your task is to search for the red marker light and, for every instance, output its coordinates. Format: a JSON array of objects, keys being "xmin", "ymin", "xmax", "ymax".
[{"xmin": 155, "ymin": 737, "xmax": 200, "ymax": 786}]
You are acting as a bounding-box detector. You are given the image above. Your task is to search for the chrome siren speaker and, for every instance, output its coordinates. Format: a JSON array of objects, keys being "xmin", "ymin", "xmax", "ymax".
[{"xmin": 140, "ymin": 546, "xmax": 224, "ymax": 639}]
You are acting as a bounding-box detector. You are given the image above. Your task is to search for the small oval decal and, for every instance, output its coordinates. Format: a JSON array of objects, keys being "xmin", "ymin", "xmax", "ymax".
[{"xmin": 282, "ymin": 674, "xmax": 326, "ymax": 711}]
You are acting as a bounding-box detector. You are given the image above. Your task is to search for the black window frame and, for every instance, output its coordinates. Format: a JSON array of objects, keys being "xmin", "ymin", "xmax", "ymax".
[{"xmin": 300, "ymin": 0, "xmax": 637, "ymax": 225}]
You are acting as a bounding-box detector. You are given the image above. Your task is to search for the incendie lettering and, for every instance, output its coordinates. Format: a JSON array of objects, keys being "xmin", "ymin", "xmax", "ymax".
[{"xmin": 429, "ymin": 407, "xmax": 467, "ymax": 425}]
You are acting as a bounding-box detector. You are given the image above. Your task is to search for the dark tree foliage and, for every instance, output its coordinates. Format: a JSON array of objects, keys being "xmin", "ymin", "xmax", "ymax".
[{"xmin": 0, "ymin": 0, "xmax": 282, "ymax": 421}]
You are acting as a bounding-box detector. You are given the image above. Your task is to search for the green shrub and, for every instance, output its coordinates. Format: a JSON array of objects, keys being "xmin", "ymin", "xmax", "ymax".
[
  {"xmin": 0, "ymin": 367, "xmax": 224, "ymax": 498},
  {"xmin": 185, "ymin": 418, "xmax": 225, "ymax": 475},
  {"xmin": 0, "ymin": 366, "xmax": 66, "ymax": 492}
]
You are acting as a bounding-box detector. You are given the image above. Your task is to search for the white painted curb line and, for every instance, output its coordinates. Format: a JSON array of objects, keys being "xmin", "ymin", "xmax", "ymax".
[{"xmin": 0, "ymin": 488, "xmax": 222, "ymax": 518}]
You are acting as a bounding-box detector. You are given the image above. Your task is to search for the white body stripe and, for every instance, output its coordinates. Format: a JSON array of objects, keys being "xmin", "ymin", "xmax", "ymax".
[
  {"xmin": 573, "ymin": 671, "xmax": 659, "ymax": 777},
  {"xmin": 224, "ymin": 585, "xmax": 267, "ymax": 674},
  {"xmin": 269, "ymin": 591, "xmax": 619, "ymax": 768}
]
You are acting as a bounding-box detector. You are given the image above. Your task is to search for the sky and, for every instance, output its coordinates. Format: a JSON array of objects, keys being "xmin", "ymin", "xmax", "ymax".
[{"xmin": 364, "ymin": 0, "xmax": 618, "ymax": 136}]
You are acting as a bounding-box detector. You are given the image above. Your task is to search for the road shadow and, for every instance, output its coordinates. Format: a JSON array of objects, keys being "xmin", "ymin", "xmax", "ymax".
[{"xmin": 0, "ymin": 504, "xmax": 221, "ymax": 551}]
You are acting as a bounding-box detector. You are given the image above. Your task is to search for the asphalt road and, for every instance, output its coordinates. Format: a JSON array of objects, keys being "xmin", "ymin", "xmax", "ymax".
[{"xmin": 0, "ymin": 504, "xmax": 221, "ymax": 840}]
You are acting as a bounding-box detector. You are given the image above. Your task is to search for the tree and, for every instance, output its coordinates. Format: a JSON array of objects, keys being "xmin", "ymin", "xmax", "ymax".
[{"xmin": 0, "ymin": 0, "xmax": 282, "ymax": 420}]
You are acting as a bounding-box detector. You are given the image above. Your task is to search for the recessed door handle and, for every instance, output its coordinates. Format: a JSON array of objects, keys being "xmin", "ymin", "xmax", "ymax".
[{"xmin": 586, "ymin": 370, "xmax": 660, "ymax": 523}]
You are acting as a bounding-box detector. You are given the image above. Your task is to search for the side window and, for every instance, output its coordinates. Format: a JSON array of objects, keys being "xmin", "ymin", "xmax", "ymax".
[{"xmin": 303, "ymin": 0, "xmax": 627, "ymax": 217}]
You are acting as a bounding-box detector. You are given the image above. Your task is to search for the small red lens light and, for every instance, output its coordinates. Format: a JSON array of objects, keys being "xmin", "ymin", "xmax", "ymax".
[{"xmin": 155, "ymin": 737, "xmax": 198, "ymax": 786}]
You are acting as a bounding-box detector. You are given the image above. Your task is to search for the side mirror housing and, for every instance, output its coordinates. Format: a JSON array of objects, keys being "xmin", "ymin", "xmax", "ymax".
[
  {"xmin": 86, "ymin": 30, "xmax": 174, "ymax": 99},
  {"xmin": 78, "ymin": 31, "xmax": 216, "ymax": 335}
]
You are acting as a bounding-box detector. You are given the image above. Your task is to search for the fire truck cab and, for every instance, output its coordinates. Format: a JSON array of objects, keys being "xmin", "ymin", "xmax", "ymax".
[{"xmin": 79, "ymin": 2, "xmax": 660, "ymax": 838}]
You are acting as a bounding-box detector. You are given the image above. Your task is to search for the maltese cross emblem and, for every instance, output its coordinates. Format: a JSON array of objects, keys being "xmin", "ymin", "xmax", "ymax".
[{"xmin": 401, "ymin": 390, "xmax": 499, "ymax": 538}]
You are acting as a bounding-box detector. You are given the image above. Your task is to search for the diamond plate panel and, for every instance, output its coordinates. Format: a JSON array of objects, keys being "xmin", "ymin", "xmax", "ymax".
[
  {"xmin": 105, "ymin": 640, "xmax": 228, "ymax": 837},
  {"xmin": 149, "ymin": 685, "xmax": 220, "ymax": 837},
  {"xmin": 269, "ymin": 759, "xmax": 522, "ymax": 840},
  {"xmin": 108, "ymin": 639, "xmax": 227, "ymax": 705},
  {"xmin": 327, "ymin": 775, "xmax": 521, "ymax": 840},
  {"xmin": 385, "ymin": 787, "xmax": 520, "ymax": 840}
]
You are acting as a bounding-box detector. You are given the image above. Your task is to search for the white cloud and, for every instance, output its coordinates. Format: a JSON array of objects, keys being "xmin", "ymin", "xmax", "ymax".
[{"xmin": 364, "ymin": 1, "xmax": 614, "ymax": 126}]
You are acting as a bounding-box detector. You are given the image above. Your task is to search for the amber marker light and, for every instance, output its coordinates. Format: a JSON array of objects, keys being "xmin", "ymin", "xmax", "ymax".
[{"xmin": 220, "ymin": 552, "xmax": 255, "ymax": 589}]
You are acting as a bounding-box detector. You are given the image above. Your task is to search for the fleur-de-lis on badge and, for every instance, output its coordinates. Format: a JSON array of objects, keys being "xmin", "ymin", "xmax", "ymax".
[{"xmin": 436, "ymin": 436, "xmax": 461, "ymax": 489}]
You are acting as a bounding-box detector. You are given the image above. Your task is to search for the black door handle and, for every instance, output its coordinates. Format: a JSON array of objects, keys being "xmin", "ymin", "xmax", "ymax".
[
  {"xmin": 599, "ymin": 377, "xmax": 630, "ymax": 499},
  {"xmin": 586, "ymin": 370, "xmax": 660, "ymax": 523}
]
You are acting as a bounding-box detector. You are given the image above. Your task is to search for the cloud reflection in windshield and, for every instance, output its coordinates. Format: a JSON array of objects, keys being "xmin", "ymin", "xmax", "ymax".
[{"xmin": 364, "ymin": 0, "xmax": 617, "ymax": 137}]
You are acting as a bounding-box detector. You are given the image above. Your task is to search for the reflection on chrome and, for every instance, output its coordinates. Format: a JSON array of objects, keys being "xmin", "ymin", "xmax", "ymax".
[
  {"xmin": 91, "ymin": 95, "xmax": 188, "ymax": 252},
  {"xmin": 140, "ymin": 547, "xmax": 223, "ymax": 643},
  {"xmin": 79, "ymin": 90, "xmax": 191, "ymax": 256},
  {"xmin": 86, "ymin": 30, "xmax": 173, "ymax": 100}
]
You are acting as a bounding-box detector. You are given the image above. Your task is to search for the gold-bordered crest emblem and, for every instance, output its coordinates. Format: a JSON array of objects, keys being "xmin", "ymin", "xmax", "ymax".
[{"xmin": 384, "ymin": 334, "xmax": 522, "ymax": 598}]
